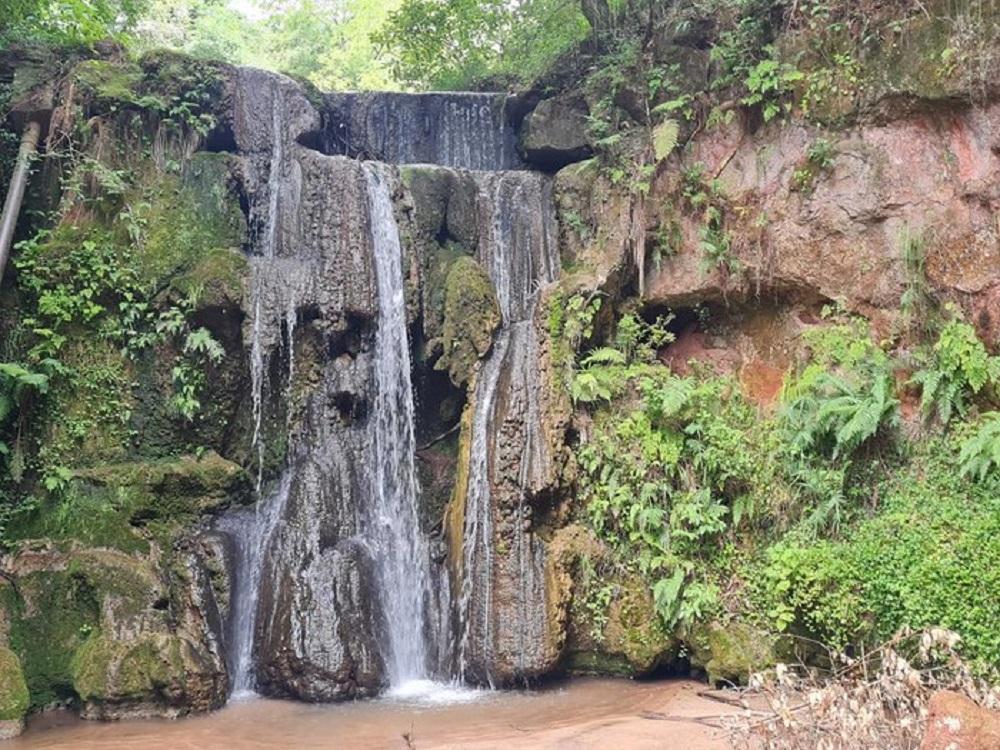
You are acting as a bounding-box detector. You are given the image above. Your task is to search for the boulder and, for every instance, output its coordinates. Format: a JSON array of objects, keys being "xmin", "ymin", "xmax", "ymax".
[
  {"xmin": 921, "ymin": 691, "xmax": 1000, "ymax": 750},
  {"xmin": 520, "ymin": 97, "xmax": 593, "ymax": 171},
  {"xmin": 434, "ymin": 257, "xmax": 501, "ymax": 387},
  {"xmin": 0, "ymin": 647, "xmax": 28, "ymax": 739},
  {"xmin": 688, "ymin": 621, "xmax": 777, "ymax": 687}
]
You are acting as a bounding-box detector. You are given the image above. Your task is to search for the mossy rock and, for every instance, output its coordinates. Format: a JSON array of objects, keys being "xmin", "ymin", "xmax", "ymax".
[
  {"xmin": 0, "ymin": 647, "xmax": 29, "ymax": 722},
  {"xmin": 434, "ymin": 257, "xmax": 500, "ymax": 387},
  {"xmin": 551, "ymin": 525, "xmax": 676, "ymax": 677},
  {"xmin": 401, "ymin": 166, "xmax": 453, "ymax": 239},
  {"xmin": 73, "ymin": 60, "xmax": 144, "ymax": 105},
  {"xmin": 72, "ymin": 633, "xmax": 180, "ymax": 703},
  {"xmin": 688, "ymin": 621, "xmax": 777, "ymax": 687},
  {"xmin": 135, "ymin": 157, "xmax": 246, "ymax": 291},
  {"xmin": 10, "ymin": 453, "xmax": 247, "ymax": 552},
  {"xmin": 3, "ymin": 570, "xmax": 101, "ymax": 709}
]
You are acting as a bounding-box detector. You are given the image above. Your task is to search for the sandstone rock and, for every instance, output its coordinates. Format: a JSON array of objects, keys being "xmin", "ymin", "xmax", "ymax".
[
  {"xmin": 520, "ymin": 96, "xmax": 593, "ymax": 171},
  {"xmin": 636, "ymin": 102, "xmax": 1000, "ymax": 325},
  {"xmin": 921, "ymin": 691, "xmax": 1000, "ymax": 750}
]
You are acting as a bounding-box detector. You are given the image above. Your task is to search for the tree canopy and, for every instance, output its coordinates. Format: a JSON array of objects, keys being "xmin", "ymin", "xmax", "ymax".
[{"xmin": 2, "ymin": 0, "xmax": 602, "ymax": 92}]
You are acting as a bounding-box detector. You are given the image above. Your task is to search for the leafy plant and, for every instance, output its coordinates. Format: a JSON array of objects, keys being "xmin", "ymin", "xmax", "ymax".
[
  {"xmin": 958, "ymin": 412, "xmax": 1000, "ymax": 481},
  {"xmin": 741, "ymin": 46, "xmax": 804, "ymax": 122},
  {"xmin": 911, "ymin": 314, "xmax": 1000, "ymax": 426}
]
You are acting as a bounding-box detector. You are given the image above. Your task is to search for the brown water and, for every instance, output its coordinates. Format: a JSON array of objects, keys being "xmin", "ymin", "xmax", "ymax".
[{"xmin": 10, "ymin": 678, "xmax": 735, "ymax": 750}]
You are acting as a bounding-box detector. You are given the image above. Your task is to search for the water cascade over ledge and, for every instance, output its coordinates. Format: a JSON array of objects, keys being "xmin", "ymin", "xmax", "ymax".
[{"xmin": 216, "ymin": 66, "xmax": 565, "ymax": 701}]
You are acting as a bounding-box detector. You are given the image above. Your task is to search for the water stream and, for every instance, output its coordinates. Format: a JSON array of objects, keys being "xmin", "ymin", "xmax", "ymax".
[{"xmin": 362, "ymin": 162, "xmax": 436, "ymax": 689}]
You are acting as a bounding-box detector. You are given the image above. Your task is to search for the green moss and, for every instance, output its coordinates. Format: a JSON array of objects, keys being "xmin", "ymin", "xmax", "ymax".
[
  {"xmin": 5, "ymin": 570, "xmax": 100, "ymax": 709},
  {"xmin": 689, "ymin": 621, "xmax": 776, "ymax": 687},
  {"xmin": 0, "ymin": 648, "xmax": 29, "ymax": 722},
  {"xmin": 171, "ymin": 247, "xmax": 247, "ymax": 309},
  {"xmin": 72, "ymin": 634, "xmax": 178, "ymax": 703},
  {"xmin": 566, "ymin": 650, "xmax": 636, "ymax": 676},
  {"xmin": 73, "ymin": 60, "xmax": 144, "ymax": 104},
  {"xmin": 10, "ymin": 453, "xmax": 248, "ymax": 553},
  {"xmin": 755, "ymin": 442, "xmax": 1000, "ymax": 670},
  {"xmin": 131, "ymin": 158, "xmax": 246, "ymax": 291},
  {"xmin": 435, "ymin": 257, "xmax": 500, "ymax": 387}
]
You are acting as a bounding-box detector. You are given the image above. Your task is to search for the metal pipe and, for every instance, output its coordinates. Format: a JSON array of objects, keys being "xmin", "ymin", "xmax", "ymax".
[{"xmin": 0, "ymin": 120, "xmax": 42, "ymax": 283}]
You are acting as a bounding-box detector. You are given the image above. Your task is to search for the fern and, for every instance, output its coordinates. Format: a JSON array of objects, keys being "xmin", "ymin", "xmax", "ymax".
[
  {"xmin": 912, "ymin": 317, "xmax": 1000, "ymax": 426},
  {"xmin": 652, "ymin": 118, "xmax": 679, "ymax": 161},
  {"xmin": 959, "ymin": 412, "xmax": 1000, "ymax": 481}
]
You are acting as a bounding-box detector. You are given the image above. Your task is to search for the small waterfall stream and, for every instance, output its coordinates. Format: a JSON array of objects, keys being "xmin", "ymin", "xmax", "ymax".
[
  {"xmin": 217, "ymin": 474, "xmax": 293, "ymax": 696},
  {"xmin": 363, "ymin": 163, "xmax": 435, "ymax": 688},
  {"xmin": 458, "ymin": 172, "xmax": 560, "ymax": 683}
]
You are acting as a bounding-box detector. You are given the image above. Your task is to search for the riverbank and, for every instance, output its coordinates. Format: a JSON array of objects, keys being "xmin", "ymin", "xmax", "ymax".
[{"xmin": 8, "ymin": 678, "xmax": 737, "ymax": 749}]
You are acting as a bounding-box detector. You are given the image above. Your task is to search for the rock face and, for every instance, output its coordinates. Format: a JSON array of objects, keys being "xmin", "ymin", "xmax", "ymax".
[
  {"xmin": 449, "ymin": 171, "xmax": 566, "ymax": 685},
  {"xmin": 519, "ymin": 96, "xmax": 593, "ymax": 170},
  {"xmin": 0, "ymin": 648, "xmax": 28, "ymax": 738},
  {"xmin": 921, "ymin": 691, "xmax": 1000, "ymax": 750},
  {"xmin": 634, "ymin": 103, "xmax": 1000, "ymax": 328},
  {"xmin": 228, "ymin": 68, "xmax": 397, "ymax": 700},
  {"xmin": 2, "ymin": 545, "xmax": 228, "ymax": 721}
]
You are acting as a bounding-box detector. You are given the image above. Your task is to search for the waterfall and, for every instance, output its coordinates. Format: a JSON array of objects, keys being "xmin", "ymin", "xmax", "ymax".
[
  {"xmin": 324, "ymin": 92, "xmax": 524, "ymax": 170},
  {"xmin": 217, "ymin": 474, "xmax": 293, "ymax": 696},
  {"xmin": 362, "ymin": 163, "xmax": 435, "ymax": 687},
  {"xmin": 458, "ymin": 172, "xmax": 560, "ymax": 684},
  {"xmin": 226, "ymin": 67, "xmax": 561, "ymax": 697}
]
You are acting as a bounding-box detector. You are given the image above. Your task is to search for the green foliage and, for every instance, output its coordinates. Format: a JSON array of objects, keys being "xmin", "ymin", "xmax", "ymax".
[
  {"xmin": 756, "ymin": 439, "xmax": 1000, "ymax": 672},
  {"xmin": 171, "ymin": 327, "xmax": 225, "ymax": 422},
  {"xmin": 571, "ymin": 311, "xmax": 674, "ymax": 404},
  {"xmin": 899, "ymin": 231, "xmax": 938, "ymax": 339},
  {"xmin": 680, "ymin": 164, "xmax": 739, "ymax": 275},
  {"xmin": 741, "ymin": 46, "xmax": 805, "ymax": 122},
  {"xmin": 778, "ymin": 318, "xmax": 899, "ymax": 533},
  {"xmin": 0, "ymin": 0, "xmax": 146, "ymax": 47},
  {"xmin": 912, "ymin": 313, "xmax": 1000, "ymax": 426},
  {"xmin": 579, "ymin": 371, "xmax": 762, "ymax": 629},
  {"xmin": 375, "ymin": 0, "xmax": 588, "ymax": 89},
  {"xmin": 958, "ymin": 413, "xmax": 1000, "ymax": 481},
  {"xmin": 783, "ymin": 370, "xmax": 898, "ymax": 460}
]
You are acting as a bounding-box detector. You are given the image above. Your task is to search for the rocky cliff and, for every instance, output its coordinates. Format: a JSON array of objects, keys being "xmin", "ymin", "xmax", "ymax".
[{"xmin": 0, "ymin": 0, "xmax": 998, "ymax": 730}]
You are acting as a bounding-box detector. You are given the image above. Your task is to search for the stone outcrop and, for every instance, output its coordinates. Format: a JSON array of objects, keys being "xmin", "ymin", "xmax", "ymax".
[
  {"xmin": 1, "ymin": 545, "xmax": 228, "ymax": 720},
  {"xmin": 921, "ymin": 691, "xmax": 1000, "ymax": 750},
  {"xmin": 0, "ymin": 648, "xmax": 28, "ymax": 739},
  {"xmin": 519, "ymin": 96, "xmax": 593, "ymax": 170}
]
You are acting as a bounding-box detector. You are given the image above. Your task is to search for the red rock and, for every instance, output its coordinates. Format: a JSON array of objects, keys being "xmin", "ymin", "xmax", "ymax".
[{"xmin": 921, "ymin": 691, "xmax": 1000, "ymax": 750}]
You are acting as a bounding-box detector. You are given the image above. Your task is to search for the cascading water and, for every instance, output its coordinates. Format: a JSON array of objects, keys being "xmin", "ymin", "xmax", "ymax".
[
  {"xmin": 217, "ymin": 475, "xmax": 293, "ymax": 696},
  {"xmin": 362, "ymin": 162, "xmax": 436, "ymax": 689},
  {"xmin": 458, "ymin": 172, "xmax": 560, "ymax": 684},
  {"xmin": 224, "ymin": 65, "xmax": 561, "ymax": 699}
]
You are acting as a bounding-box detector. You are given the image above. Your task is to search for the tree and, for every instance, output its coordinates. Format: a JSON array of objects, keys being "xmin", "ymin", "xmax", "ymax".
[
  {"xmin": 375, "ymin": 0, "xmax": 589, "ymax": 90},
  {"xmin": 0, "ymin": 0, "xmax": 147, "ymax": 47}
]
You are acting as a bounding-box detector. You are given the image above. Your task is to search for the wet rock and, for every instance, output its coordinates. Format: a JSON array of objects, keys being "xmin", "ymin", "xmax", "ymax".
[
  {"xmin": 520, "ymin": 96, "xmax": 593, "ymax": 170},
  {"xmin": 434, "ymin": 257, "xmax": 501, "ymax": 387},
  {"xmin": 319, "ymin": 92, "xmax": 524, "ymax": 170},
  {"xmin": 447, "ymin": 172, "xmax": 570, "ymax": 686},
  {"xmin": 921, "ymin": 691, "xmax": 1000, "ymax": 750}
]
